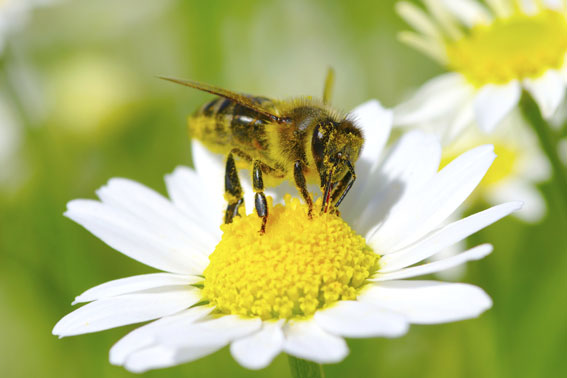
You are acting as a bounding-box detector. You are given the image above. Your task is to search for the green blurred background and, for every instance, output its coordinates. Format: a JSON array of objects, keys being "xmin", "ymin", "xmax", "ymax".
[{"xmin": 0, "ymin": 0, "xmax": 565, "ymax": 377}]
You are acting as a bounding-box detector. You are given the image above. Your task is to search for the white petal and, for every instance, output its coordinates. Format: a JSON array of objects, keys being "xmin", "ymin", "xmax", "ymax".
[
  {"xmin": 350, "ymin": 99, "xmax": 392, "ymax": 169},
  {"xmin": 523, "ymin": 70, "xmax": 566, "ymax": 119},
  {"xmin": 360, "ymin": 281, "xmax": 492, "ymax": 324},
  {"xmin": 518, "ymin": 0, "xmax": 538, "ymax": 14},
  {"xmin": 347, "ymin": 131, "xmax": 441, "ymax": 232},
  {"xmin": 397, "ymin": 31, "xmax": 447, "ymax": 64},
  {"xmin": 53, "ymin": 288, "xmax": 200, "ymax": 337},
  {"xmin": 484, "ymin": 0, "xmax": 513, "ymax": 17},
  {"xmin": 65, "ymin": 200, "xmax": 209, "ymax": 274},
  {"xmin": 73, "ymin": 273, "xmax": 199, "ymax": 304},
  {"xmin": 191, "ymin": 140, "xmax": 228, "ymax": 210},
  {"xmin": 165, "ymin": 166, "xmax": 223, "ymax": 237},
  {"xmin": 474, "ymin": 81, "xmax": 521, "ymax": 133},
  {"xmin": 314, "ymin": 301, "xmax": 408, "ymax": 338},
  {"xmin": 97, "ymin": 177, "xmax": 218, "ymax": 251},
  {"xmin": 374, "ymin": 244, "xmax": 493, "ymax": 281},
  {"xmin": 424, "ymin": 0, "xmax": 464, "ymax": 40},
  {"xmin": 429, "ymin": 239, "xmax": 467, "ymax": 281},
  {"xmin": 487, "ymin": 181, "xmax": 546, "ymax": 223},
  {"xmin": 394, "ymin": 73, "xmax": 471, "ymax": 127},
  {"xmin": 230, "ymin": 321, "xmax": 285, "ymax": 370},
  {"xmin": 368, "ymin": 145, "xmax": 496, "ymax": 252},
  {"xmin": 122, "ymin": 315, "xmax": 261, "ymax": 372},
  {"xmin": 192, "ymin": 140, "xmax": 256, "ymax": 214},
  {"xmin": 444, "ymin": 97, "xmax": 475, "ymax": 144},
  {"xmin": 158, "ymin": 315, "xmax": 262, "ymax": 348},
  {"xmin": 125, "ymin": 344, "xmax": 221, "ymax": 373},
  {"xmin": 396, "ymin": 1, "xmax": 443, "ymax": 39},
  {"xmin": 441, "ymin": 0, "xmax": 492, "ymax": 27},
  {"xmin": 377, "ymin": 201, "xmax": 521, "ymax": 268},
  {"xmin": 542, "ymin": 0, "xmax": 565, "ymax": 11},
  {"xmin": 283, "ymin": 321, "xmax": 349, "ymax": 364},
  {"xmin": 110, "ymin": 306, "xmax": 213, "ymax": 365}
]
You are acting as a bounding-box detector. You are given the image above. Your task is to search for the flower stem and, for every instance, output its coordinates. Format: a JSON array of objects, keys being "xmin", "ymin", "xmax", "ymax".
[
  {"xmin": 287, "ymin": 355, "xmax": 325, "ymax": 378},
  {"xmin": 520, "ymin": 93, "xmax": 567, "ymax": 218}
]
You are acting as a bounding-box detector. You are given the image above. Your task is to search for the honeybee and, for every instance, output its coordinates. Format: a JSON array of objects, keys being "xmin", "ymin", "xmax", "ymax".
[{"xmin": 161, "ymin": 70, "xmax": 364, "ymax": 233}]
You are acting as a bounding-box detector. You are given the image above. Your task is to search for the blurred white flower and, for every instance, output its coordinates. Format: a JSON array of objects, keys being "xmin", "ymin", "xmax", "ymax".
[
  {"xmin": 53, "ymin": 101, "xmax": 520, "ymax": 372},
  {"xmin": 0, "ymin": 0, "xmax": 50, "ymax": 53},
  {"xmin": 440, "ymin": 111, "xmax": 550, "ymax": 222},
  {"xmin": 393, "ymin": 0, "xmax": 567, "ymax": 142}
]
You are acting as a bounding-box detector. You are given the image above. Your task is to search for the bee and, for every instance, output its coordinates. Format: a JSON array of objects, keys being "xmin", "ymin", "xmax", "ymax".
[{"xmin": 161, "ymin": 70, "xmax": 363, "ymax": 234}]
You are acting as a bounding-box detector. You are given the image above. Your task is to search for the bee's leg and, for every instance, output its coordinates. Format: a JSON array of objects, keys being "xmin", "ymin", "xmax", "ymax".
[
  {"xmin": 252, "ymin": 160, "xmax": 268, "ymax": 234},
  {"xmin": 294, "ymin": 160, "xmax": 313, "ymax": 218},
  {"xmin": 330, "ymin": 163, "xmax": 356, "ymax": 213},
  {"xmin": 224, "ymin": 152, "xmax": 244, "ymax": 224}
]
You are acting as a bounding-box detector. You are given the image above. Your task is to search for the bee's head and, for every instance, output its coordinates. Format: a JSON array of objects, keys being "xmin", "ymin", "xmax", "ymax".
[{"xmin": 311, "ymin": 119, "xmax": 363, "ymax": 211}]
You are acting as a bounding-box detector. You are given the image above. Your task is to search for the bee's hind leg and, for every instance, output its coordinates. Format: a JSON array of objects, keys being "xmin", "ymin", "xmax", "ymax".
[
  {"xmin": 252, "ymin": 160, "xmax": 268, "ymax": 234},
  {"xmin": 224, "ymin": 152, "xmax": 245, "ymax": 224}
]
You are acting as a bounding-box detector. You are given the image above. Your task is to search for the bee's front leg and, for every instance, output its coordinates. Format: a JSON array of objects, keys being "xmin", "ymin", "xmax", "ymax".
[
  {"xmin": 224, "ymin": 152, "xmax": 244, "ymax": 224},
  {"xmin": 294, "ymin": 160, "xmax": 313, "ymax": 218},
  {"xmin": 330, "ymin": 169, "xmax": 356, "ymax": 213},
  {"xmin": 252, "ymin": 160, "xmax": 268, "ymax": 234}
]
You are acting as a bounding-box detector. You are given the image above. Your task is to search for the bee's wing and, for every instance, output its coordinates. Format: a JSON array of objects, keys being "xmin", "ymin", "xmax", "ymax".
[{"xmin": 159, "ymin": 77, "xmax": 289, "ymax": 124}]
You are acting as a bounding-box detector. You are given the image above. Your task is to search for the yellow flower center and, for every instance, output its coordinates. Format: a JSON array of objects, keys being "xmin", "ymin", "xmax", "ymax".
[
  {"xmin": 201, "ymin": 195, "xmax": 379, "ymax": 320},
  {"xmin": 442, "ymin": 143, "xmax": 519, "ymax": 188},
  {"xmin": 446, "ymin": 9, "xmax": 567, "ymax": 86}
]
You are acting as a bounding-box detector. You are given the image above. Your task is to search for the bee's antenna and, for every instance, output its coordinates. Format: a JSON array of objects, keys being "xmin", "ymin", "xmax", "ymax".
[{"xmin": 322, "ymin": 67, "xmax": 335, "ymax": 105}]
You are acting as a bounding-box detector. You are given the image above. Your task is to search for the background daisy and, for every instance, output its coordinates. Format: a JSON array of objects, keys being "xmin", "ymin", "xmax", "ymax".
[{"xmin": 393, "ymin": 0, "xmax": 567, "ymax": 139}]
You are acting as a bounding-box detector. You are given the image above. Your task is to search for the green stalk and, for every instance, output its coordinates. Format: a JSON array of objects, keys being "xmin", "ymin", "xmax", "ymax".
[
  {"xmin": 519, "ymin": 93, "xmax": 567, "ymax": 218},
  {"xmin": 288, "ymin": 356, "xmax": 325, "ymax": 378}
]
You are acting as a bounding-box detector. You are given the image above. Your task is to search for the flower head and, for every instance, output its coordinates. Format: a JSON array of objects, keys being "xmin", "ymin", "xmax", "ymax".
[
  {"xmin": 394, "ymin": 0, "xmax": 567, "ymax": 138},
  {"xmin": 440, "ymin": 110, "xmax": 550, "ymax": 222},
  {"xmin": 53, "ymin": 101, "xmax": 520, "ymax": 373}
]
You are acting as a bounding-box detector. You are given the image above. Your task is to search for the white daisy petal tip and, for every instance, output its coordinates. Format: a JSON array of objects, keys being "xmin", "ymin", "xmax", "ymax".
[
  {"xmin": 53, "ymin": 288, "xmax": 200, "ymax": 338},
  {"xmin": 474, "ymin": 81, "xmax": 522, "ymax": 133},
  {"xmin": 229, "ymin": 321, "xmax": 285, "ymax": 370},
  {"xmin": 360, "ymin": 281, "xmax": 493, "ymax": 325},
  {"xmin": 314, "ymin": 301, "xmax": 409, "ymax": 339},
  {"xmin": 283, "ymin": 321, "xmax": 349, "ymax": 364}
]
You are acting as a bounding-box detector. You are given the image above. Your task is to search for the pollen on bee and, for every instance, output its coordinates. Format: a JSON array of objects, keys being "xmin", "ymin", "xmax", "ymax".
[{"xmin": 201, "ymin": 195, "xmax": 379, "ymax": 320}]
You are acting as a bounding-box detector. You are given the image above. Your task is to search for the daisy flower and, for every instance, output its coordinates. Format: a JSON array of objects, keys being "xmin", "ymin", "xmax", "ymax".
[
  {"xmin": 393, "ymin": 0, "xmax": 567, "ymax": 140},
  {"xmin": 53, "ymin": 101, "xmax": 520, "ymax": 373},
  {"xmin": 439, "ymin": 110, "xmax": 550, "ymax": 222}
]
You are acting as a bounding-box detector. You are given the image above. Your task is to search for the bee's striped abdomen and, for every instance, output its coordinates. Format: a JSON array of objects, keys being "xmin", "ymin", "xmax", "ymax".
[{"xmin": 189, "ymin": 96, "xmax": 275, "ymax": 160}]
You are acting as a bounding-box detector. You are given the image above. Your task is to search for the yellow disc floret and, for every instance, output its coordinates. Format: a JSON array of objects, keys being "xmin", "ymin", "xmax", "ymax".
[
  {"xmin": 201, "ymin": 195, "xmax": 379, "ymax": 320},
  {"xmin": 446, "ymin": 10, "xmax": 567, "ymax": 86}
]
